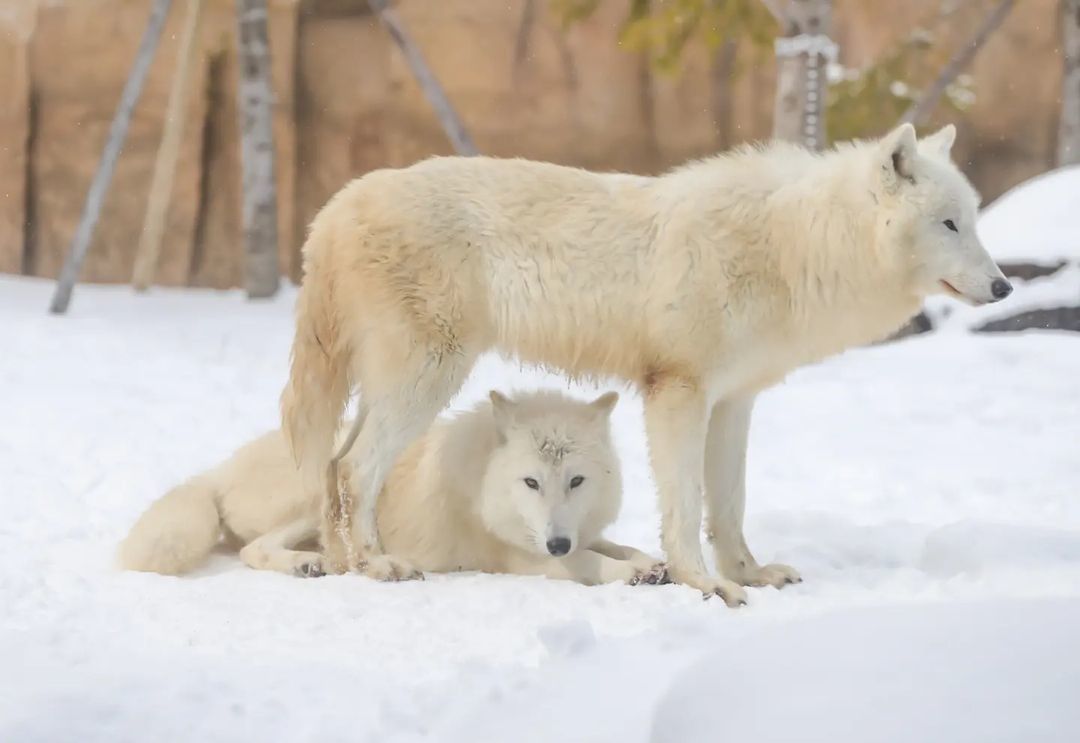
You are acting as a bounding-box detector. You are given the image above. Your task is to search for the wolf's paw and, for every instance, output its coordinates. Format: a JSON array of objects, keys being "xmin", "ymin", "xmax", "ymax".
[
  {"xmin": 359, "ymin": 554, "xmax": 425, "ymax": 582},
  {"xmin": 629, "ymin": 562, "xmax": 672, "ymax": 586},
  {"xmin": 703, "ymin": 578, "xmax": 748, "ymax": 608},
  {"xmin": 738, "ymin": 563, "xmax": 802, "ymax": 589},
  {"xmin": 293, "ymin": 558, "xmax": 325, "ymax": 578},
  {"xmin": 275, "ymin": 550, "xmax": 325, "ymax": 578},
  {"xmin": 669, "ymin": 567, "xmax": 748, "ymax": 607}
]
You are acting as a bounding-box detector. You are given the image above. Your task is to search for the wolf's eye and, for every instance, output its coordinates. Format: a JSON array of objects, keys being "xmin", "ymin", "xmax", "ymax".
[
  {"xmin": 524, "ymin": 477, "xmax": 540, "ymax": 490},
  {"xmin": 943, "ymin": 219, "xmax": 958, "ymax": 232},
  {"xmin": 569, "ymin": 475, "xmax": 585, "ymax": 489}
]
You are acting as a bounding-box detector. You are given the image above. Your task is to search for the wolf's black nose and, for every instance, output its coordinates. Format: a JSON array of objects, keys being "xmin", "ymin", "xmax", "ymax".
[
  {"xmin": 991, "ymin": 278, "xmax": 1013, "ymax": 300},
  {"xmin": 546, "ymin": 537, "xmax": 571, "ymax": 556}
]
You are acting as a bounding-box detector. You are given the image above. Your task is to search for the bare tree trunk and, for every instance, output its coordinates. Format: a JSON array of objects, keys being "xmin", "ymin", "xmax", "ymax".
[
  {"xmin": 367, "ymin": 0, "xmax": 478, "ymax": 156},
  {"xmin": 636, "ymin": 51, "xmax": 660, "ymax": 167},
  {"xmin": 512, "ymin": 0, "xmax": 537, "ymax": 78},
  {"xmin": 235, "ymin": 0, "xmax": 280, "ymax": 298},
  {"xmin": 49, "ymin": 0, "xmax": 173, "ymax": 314},
  {"xmin": 771, "ymin": 0, "xmax": 834, "ymax": 149},
  {"xmin": 710, "ymin": 38, "xmax": 738, "ymax": 149},
  {"xmin": 1059, "ymin": 0, "xmax": 1080, "ymax": 166},
  {"xmin": 899, "ymin": 0, "xmax": 1015, "ymax": 127},
  {"xmin": 133, "ymin": 0, "xmax": 204, "ymax": 291}
]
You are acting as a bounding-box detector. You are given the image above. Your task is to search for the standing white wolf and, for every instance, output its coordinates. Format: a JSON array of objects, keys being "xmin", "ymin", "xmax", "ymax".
[
  {"xmin": 281, "ymin": 123, "xmax": 1011, "ymax": 606},
  {"xmin": 121, "ymin": 390, "xmax": 667, "ymax": 585}
]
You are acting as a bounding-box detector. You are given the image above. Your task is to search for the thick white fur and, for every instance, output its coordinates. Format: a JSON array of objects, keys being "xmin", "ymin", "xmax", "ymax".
[
  {"xmin": 280, "ymin": 123, "xmax": 1008, "ymax": 606},
  {"xmin": 120, "ymin": 391, "xmax": 666, "ymax": 586}
]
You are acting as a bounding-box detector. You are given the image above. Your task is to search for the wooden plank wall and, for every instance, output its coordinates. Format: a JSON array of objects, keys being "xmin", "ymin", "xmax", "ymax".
[{"xmin": 0, "ymin": 0, "xmax": 1064, "ymax": 288}]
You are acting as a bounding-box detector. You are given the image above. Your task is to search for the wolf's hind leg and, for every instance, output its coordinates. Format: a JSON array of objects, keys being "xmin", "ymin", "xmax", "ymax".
[
  {"xmin": 705, "ymin": 395, "xmax": 801, "ymax": 589},
  {"xmin": 239, "ymin": 515, "xmax": 325, "ymax": 577},
  {"xmin": 339, "ymin": 327, "xmax": 475, "ymax": 571}
]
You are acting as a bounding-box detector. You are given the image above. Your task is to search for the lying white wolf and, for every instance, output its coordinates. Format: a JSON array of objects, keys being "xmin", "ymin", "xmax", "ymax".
[
  {"xmin": 120, "ymin": 390, "xmax": 667, "ymax": 586},
  {"xmin": 281, "ymin": 123, "xmax": 1011, "ymax": 606}
]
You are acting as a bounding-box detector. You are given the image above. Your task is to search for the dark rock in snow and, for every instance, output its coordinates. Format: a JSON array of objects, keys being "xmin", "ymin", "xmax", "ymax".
[{"xmin": 976, "ymin": 306, "xmax": 1080, "ymax": 333}]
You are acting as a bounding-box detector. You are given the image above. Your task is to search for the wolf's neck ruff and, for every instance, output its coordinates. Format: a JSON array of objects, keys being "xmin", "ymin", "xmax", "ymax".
[{"xmin": 647, "ymin": 142, "xmax": 925, "ymax": 375}]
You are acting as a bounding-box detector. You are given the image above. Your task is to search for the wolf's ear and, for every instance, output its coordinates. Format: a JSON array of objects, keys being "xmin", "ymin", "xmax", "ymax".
[
  {"xmin": 588, "ymin": 391, "xmax": 619, "ymax": 422},
  {"xmin": 921, "ymin": 124, "xmax": 956, "ymax": 159},
  {"xmin": 490, "ymin": 390, "xmax": 515, "ymax": 442},
  {"xmin": 880, "ymin": 123, "xmax": 918, "ymax": 189}
]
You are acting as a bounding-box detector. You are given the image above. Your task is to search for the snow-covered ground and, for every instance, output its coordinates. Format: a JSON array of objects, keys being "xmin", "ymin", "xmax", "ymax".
[{"xmin": 2, "ymin": 276, "xmax": 1079, "ymax": 742}]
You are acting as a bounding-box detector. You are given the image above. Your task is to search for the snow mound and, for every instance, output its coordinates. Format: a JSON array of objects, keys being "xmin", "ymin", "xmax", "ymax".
[
  {"xmin": 920, "ymin": 521, "xmax": 1080, "ymax": 578},
  {"xmin": 978, "ymin": 165, "xmax": 1080, "ymax": 265},
  {"xmin": 649, "ymin": 600, "xmax": 1080, "ymax": 743}
]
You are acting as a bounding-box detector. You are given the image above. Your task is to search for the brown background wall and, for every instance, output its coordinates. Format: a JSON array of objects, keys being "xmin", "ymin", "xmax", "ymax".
[{"xmin": 0, "ymin": 0, "xmax": 1064, "ymax": 288}]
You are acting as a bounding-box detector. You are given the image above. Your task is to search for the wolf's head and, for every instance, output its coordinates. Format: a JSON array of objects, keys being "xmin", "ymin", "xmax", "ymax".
[
  {"xmin": 479, "ymin": 390, "xmax": 622, "ymax": 559},
  {"xmin": 876, "ymin": 123, "xmax": 1011, "ymax": 306}
]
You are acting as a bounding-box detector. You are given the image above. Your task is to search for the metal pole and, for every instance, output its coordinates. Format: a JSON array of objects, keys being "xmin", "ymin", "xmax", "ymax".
[{"xmin": 49, "ymin": 0, "xmax": 174, "ymax": 314}]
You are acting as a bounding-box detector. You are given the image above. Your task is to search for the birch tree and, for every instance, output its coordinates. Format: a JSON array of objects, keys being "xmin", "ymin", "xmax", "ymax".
[
  {"xmin": 899, "ymin": 0, "xmax": 1015, "ymax": 126},
  {"xmin": 767, "ymin": 0, "xmax": 834, "ymax": 148},
  {"xmin": 235, "ymin": 0, "xmax": 280, "ymax": 298},
  {"xmin": 367, "ymin": 0, "xmax": 478, "ymax": 156}
]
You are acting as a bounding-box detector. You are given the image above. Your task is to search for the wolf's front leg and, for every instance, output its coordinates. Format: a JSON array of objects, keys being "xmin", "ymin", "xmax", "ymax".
[
  {"xmin": 508, "ymin": 550, "xmax": 656, "ymax": 586},
  {"xmin": 644, "ymin": 379, "xmax": 747, "ymax": 607},
  {"xmin": 588, "ymin": 538, "xmax": 669, "ymax": 583},
  {"xmin": 333, "ymin": 337, "xmax": 474, "ymax": 580},
  {"xmin": 239, "ymin": 515, "xmax": 325, "ymax": 577},
  {"xmin": 705, "ymin": 395, "xmax": 801, "ymax": 589}
]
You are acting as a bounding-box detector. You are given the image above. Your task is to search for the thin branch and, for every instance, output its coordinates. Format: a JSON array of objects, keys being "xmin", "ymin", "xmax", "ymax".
[
  {"xmin": 49, "ymin": 0, "xmax": 173, "ymax": 314},
  {"xmin": 710, "ymin": 37, "xmax": 738, "ymax": 148},
  {"xmin": 512, "ymin": 0, "xmax": 537, "ymax": 77},
  {"xmin": 899, "ymin": 0, "xmax": 1015, "ymax": 126},
  {"xmin": 367, "ymin": 0, "xmax": 478, "ymax": 156},
  {"xmin": 235, "ymin": 0, "xmax": 280, "ymax": 299},
  {"xmin": 759, "ymin": 0, "xmax": 789, "ymax": 29}
]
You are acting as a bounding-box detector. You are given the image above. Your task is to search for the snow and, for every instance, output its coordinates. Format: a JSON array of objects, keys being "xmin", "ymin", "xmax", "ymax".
[
  {"xmin": 978, "ymin": 165, "xmax": 1080, "ymax": 265},
  {"xmin": 2, "ymin": 276, "xmax": 1080, "ymax": 742}
]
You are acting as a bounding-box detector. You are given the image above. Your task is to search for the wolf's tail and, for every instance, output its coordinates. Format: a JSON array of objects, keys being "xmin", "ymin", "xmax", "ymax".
[
  {"xmin": 118, "ymin": 476, "xmax": 222, "ymax": 575},
  {"xmin": 279, "ymin": 237, "xmax": 353, "ymax": 548}
]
